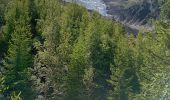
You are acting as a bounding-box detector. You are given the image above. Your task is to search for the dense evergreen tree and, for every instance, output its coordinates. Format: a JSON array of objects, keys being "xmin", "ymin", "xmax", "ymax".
[
  {"xmin": 2, "ymin": 0, "xmax": 34, "ymax": 99},
  {"xmin": 85, "ymin": 16, "xmax": 114, "ymax": 99},
  {"xmin": 109, "ymin": 34, "xmax": 141, "ymax": 100},
  {"xmin": 2, "ymin": 0, "xmax": 17, "ymax": 48},
  {"xmin": 66, "ymin": 33, "xmax": 89, "ymax": 100},
  {"xmin": 0, "ymin": 74, "xmax": 7, "ymax": 95},
  {"xmin": 0, "ymin": 0, "xmax": 10, "ymax": 27},
  {"xmin": 64, "ymin": 7, "xmax": 91, "ymax": 100},
  {"xmin": 0, "ymin": 0, "xmax": 14, "ymax": 57},
  {"xmin": 133, "ymin": 2, "xmax": 170, "ymax": 99},
  {"xmin": 58, "ymin": 3, "xmax": 88, "ymax": 66},
  {"xmin": 31, "ymin": 0, "xmax": 63, "ymax": 99},
  {"xmin": 59, "ymin": 4, "xmax": 91, "ymax": 99},
  {"xmin": 134, "ymin": 24, "xmax": 170, "ymax": 99},
  {"xmin": 0, "ymin": 0, "xmax": 169, "ymax": 99}
]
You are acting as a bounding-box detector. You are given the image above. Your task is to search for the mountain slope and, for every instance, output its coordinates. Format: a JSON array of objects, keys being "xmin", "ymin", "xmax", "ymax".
[
  {"xmin": 64, "ymin": 0, "xmax": 162, "ymax": 33},
  {"xmin": 104, "ymin": 0, "xmax": 162, "ymax": 31}
]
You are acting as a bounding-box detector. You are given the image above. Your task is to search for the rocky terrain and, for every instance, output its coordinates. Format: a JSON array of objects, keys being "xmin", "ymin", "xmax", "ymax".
[
  {"xmin": 104, "ymin": 0, "xmax": 160, "ymax": 23},
  {"xmin": 104, "ymin": 0, "xmax": 161, "ymax": 32},
  {"xmin": 64, "ymin": 0, "xmax": 162, "ymax": 34}
]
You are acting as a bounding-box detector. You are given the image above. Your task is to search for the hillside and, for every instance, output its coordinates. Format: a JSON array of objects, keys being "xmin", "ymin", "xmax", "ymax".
[
  {"xmin": 105, "ymin": 0, "xmax": 160, "ymax": 23},
  {"xmin": 104, "ymin": 0, "xmax": 161, "ymax": 31},
  {"xmin": 65, "ymin": 0, "xmax": 162, "ymax": 33},
  {"xmin": 0, "ymin": 0, "xmax": 170, "ymax": 100}
]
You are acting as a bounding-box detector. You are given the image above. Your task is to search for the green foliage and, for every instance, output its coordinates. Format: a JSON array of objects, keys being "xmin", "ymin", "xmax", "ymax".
[
  {"xmin": 86, "ymin": 17, "xmax": 115, "ymax": 100},
  {"xmin": 10, "ymin": 91, "xmax": 22, "ymax": 100},
  {"xmin": 137, "ymin": 19, "xmax": 170, "ymax": 99},
  {"xmin": 66, "ymin": 34, "xmax": 89, "ymax": 100},
  {"xmin": 134, "ymin": 24, "xmax": 170, "ymax": 99},
  {"xmin": 0, "ymin": 0, "xmax": 15, "ymax": 56},
  {"xmin": 109, "ymin": 34, "xmax": 141, "ymax": 100},
  {"xmin": 161, "ymin": 0, "xmax": 170, "ymax": 19},
  {"xmin": 0, "ymin": 74, "xmax": 8, "ymax": 94},
  {"xmin": 0, "ymin": 74, "xmax": 22, "ymax": 100},
  {"xmin": 2, "ymin": 0, "xmax": 34, "ymax": 99},
  {"xmin": 31, "ymin": 0, "xmax": 62, "ymax": 99},
  {"xmin": 0, "ymin": 0, "xmax": 170, "ymax": 100},
  {"xmin": 3, "ymin": 0, "xmax": 18, "ymax": 44},
  {"xmin": 0, "ymin": 0, "xmax": 10, "ymax": 26}
]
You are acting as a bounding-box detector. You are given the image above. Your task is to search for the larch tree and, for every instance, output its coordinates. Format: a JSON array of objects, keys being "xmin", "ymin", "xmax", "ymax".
[
  {"xmin": 83, "ymin": 14, "xmax": 116, "ymax": 100},
  {"xmin": 1, "ymin": 0, "xmax": 18, "ymax": 57},
  {"xmin": 31, "ymin": 0, "xmax": 63, "ymax": 99},
  {"xmin": 2, "ymin": 0, "xmax": 34, "ymax": 99}
]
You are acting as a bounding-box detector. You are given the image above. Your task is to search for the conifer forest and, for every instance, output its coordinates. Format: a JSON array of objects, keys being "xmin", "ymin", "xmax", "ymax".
[{"xmin": 0, "ymin": 0, "xmax": 170, "ymax": 100}]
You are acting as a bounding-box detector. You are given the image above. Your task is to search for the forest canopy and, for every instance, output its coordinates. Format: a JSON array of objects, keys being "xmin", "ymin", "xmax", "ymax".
[{"xmin": 0, "ymin": 0, "xmax": 170, "ymax": 100}]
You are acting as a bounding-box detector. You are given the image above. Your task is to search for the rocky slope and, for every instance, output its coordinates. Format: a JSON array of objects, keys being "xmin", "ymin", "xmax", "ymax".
[
  {"xmin": 64, "ymin": 0, "xmax": 161, "ymax": 33},
  {"xmin": 104, "ymin": 0, "xmax": 161, "ymax": 32}
]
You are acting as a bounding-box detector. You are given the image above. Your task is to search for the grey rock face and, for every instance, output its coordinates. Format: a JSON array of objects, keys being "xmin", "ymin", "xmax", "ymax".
[
  {"xmin": 103, "ymin": 0, "xmax": 162, "ymax": 33},
  {"xmin": 104, "ymin": 0, "xmax": 160, "ymax": 25}
]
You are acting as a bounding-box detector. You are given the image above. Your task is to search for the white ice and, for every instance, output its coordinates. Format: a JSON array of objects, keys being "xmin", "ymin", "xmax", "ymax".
[{"xmin": 64, "ymin": 0, "xmax": 109, "ymax": 16}]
